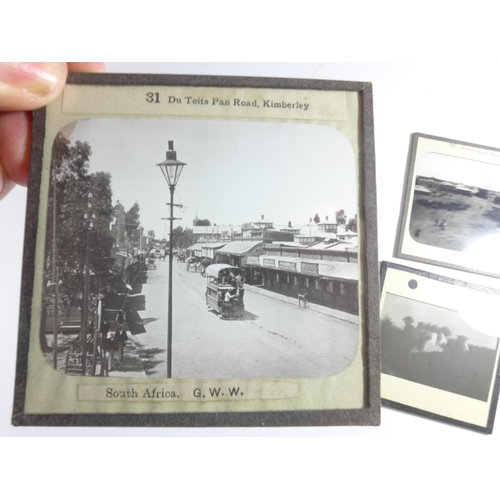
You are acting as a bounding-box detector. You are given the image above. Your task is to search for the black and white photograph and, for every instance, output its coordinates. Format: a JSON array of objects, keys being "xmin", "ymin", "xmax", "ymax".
[
  {"xmin": 398, "ymin": 134, "xmax": 500, "ymax": 277},
  {"xmin": 11, "ymin": 74, "xmax": 379, "ymax": 427},
  {"xmin": 382, "ymin": 293, "xmax": 498, "ymax": 402},
  {"xmin": 42, "ymin": 117, "xmax": 360, "ymax": 380},
  {"xmin": 380, "ymin": 262, "xmax": 500, "ymax": 433}
]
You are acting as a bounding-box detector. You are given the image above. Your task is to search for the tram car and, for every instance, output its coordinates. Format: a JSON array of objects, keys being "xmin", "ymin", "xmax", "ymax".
[{"xmin": 205, "ymin": 264, "xmax": 244, "ymax": 319}]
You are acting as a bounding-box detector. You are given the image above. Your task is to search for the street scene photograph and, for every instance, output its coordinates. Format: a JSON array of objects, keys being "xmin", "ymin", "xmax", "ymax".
[
  {"xmin": 409, "ymin": 151, "xmax": 500, "ymax": 252},
  {"xmin": 41, "ymin": 117, "xmax": 360, "ymax": 380},
  {"xmin": 381, "ymin": 292, "xmax": 499, "ymax": 402}
]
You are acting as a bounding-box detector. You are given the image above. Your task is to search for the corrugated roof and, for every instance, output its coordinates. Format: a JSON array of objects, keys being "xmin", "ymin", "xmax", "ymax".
[
  {"xmin": 188, "ymin": 243, "xmax": 204, "ymax": 251},
  {"xmin": 307, "ymin": 242, "xmax": 338, "ymax": 250},
  {"xmin": 319, "ymin": 261, "xmax": 358, "ymax": 280},
  {"xmin": 264, "ymin": 242, "xmax": 310, "ymax": 249},
  {"xmin": 216, "ymin": 240, "xmax": 263, "ymax": 255},
  {"xmin": 330, "ymin": 243, "xmax": 358, "ymax": 252},
  {"xmin": 337, "ymin": 229, "xmax": 357, "ymax": 236},
  {"xmin": 312, "ymin": 232, "xmax": 339, "ymax": 240},
  {"xmin": 201, "ymin": 242, "xmax": 227, "ymax": 249}
]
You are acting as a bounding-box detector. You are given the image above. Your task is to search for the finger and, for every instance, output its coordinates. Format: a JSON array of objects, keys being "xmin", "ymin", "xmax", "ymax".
[
  {"xmin": 0, "ymin": 62, "xmax": 106, "ymax": 198},
  {"xmin": 67, "ymin": 62, "xmax": 106, "ymax": 73},
  {"xmin": 0, "ymin": 62, "xmax": 67, "ymax": 112},
  {"xmin": 0, "ymin": 111, "xmax": 31, "ymax": 189}
]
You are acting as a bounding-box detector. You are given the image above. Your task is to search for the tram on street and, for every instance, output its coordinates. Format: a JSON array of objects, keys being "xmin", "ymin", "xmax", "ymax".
[{"xmin": 205, "ymin": 264, "xmax": 245, "ymax": 319}]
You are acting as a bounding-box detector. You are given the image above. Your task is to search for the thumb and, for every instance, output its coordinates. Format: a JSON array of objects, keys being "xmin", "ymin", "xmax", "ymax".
[{"xmin": 0, "ymin": 62, "xmax": 67, "ymax": 112}]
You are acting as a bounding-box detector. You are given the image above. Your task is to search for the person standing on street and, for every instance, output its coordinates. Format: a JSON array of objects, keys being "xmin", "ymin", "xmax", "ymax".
[
  {"xmin": 223, "ymin": 288, "xmax": 237, "ymax": 319},
  {"xmin": 115, "ymin": 309, "xmax": 127, "ymax": 363}
]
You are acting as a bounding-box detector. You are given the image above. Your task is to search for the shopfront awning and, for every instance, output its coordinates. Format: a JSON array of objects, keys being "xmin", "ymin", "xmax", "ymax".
[
  {"xmin": 201, "ymin": 242, "xmax": 227, "ymax": 250},
  {"xmin": 216, "ymin": 240, "xmax": 263, "ymax": 256},
  {"xmin": 187, "ymin": 243, "xmax": 204, "ymax": 252}
]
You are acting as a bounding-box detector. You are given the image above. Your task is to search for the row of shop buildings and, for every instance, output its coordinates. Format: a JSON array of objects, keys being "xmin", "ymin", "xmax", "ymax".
[{"xmin": 187, "ymin": 236, "xmax": 359, "ymax": 315}]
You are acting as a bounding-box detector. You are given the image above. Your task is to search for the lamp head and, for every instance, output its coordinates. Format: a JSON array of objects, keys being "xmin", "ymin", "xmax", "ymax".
[{"xmin": 156, "ymin": 141, "xmax": 186, "ymax": 187}]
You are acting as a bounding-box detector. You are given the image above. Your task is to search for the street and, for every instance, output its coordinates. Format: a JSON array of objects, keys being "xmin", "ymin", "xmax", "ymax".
[{"xmin": 132, "ymin": 259, "xmax": 359, "ymax": 379}]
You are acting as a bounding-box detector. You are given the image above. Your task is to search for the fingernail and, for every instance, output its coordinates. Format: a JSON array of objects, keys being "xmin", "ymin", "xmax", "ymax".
[{"xmin": 0, "ymin": 62, "xmax": 64, "ymax": 98}]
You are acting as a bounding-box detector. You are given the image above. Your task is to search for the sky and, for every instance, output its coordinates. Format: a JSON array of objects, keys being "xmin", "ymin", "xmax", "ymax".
[
  {"xmin": 382, "ymin": 292, "xmax": 499, "ymax": 349},
  {"xmin": 65, "ymin": 118, "xmax": 357, "ymax": 240},
  {"xmin": 417, "ymin": 152, "xmax": 500, "ymax": 191}
]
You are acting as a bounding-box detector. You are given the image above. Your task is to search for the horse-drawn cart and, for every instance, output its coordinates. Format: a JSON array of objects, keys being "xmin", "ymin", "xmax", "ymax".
[
  {"xmin": 147, "ymin": 255, "xmax": 156, "ymax": 270},
  {"xmin": 186, "ymin": 256, "xmax": 200, "ymax": 272}
]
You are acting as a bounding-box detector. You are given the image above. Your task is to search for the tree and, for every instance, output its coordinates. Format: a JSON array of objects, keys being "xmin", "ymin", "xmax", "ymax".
[
  {"xmin": 45, "ymin": 134, "xmax": 119, "ymax": 318},
  {"xmin": 439, "ymin": 326, "xmax": 452, "ymax": 337},
  {"xmin": 125, "ymin": 202, "xmax": 140, "ymax": 237},
  {"xmin": 346, "ymin": 215, "xmax": 358, "ymax": 232},
  {"xmin": 171, "ymin": 226, "xmax": 194, "ymax": 249},
  {"xmin": 194, "ymin": 218, "xmax": 211, "ymax": 226},
  {"xmin": 313, "ymin": 213, "xmax": 320, "ymax": 224},
  {"xmin": 193, "ymin": 214, "xmax": 211, "ymax": 226},
  {"xmin": 335, "ymin": 209, "xmax": 347, "ymax": 226}
]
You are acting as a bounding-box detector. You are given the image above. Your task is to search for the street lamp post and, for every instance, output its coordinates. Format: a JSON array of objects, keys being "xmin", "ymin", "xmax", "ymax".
[
  {"xmin": 51, "ymin": 168, "xmax": 59, "ymax": 369},
  {"xmin": 81, "ymin": 192, "xmax": 95, "ymax": 376},
  {"xmin": 156, "ymin": 141, "xmax": 186, "ymax": 379}
]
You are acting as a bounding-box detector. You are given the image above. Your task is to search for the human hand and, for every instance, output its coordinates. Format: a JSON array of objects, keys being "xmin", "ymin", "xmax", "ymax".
[{"xmin": 0, "ymin": 62, "xmax": 105, "ymax": 200}]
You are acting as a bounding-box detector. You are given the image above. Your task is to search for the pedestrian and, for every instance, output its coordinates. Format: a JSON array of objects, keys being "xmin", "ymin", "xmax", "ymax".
[
  {"xmin": 234, "ymin": 272, "xmax": 245, "ymax": 317},
  {"xmin": 116, "ymin": 309, "xmax": 126, "ymax": 330},
  {"xmin": 115, "ymin": 309, "xmax": 128, "ymax": 362},
  {"xmin": 235, "ymin": 272, "xmax": 244, "ymax": 295},
  {"xmin": 105, "ymin": 330, "xmax": 119, "ymax": 371},
  {"xmin": 117, "ymin": 328, "xmax": 128, "ymax": 363},
  {"xmin": 223, "ymin": 288, "xmax": 237, "ymax": 319},
  {"xmin": 100, "ymin": 320, "xmax": 110, "ymax": 374}
]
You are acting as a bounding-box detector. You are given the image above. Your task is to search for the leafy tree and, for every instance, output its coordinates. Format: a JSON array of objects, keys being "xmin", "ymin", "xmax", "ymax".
[
  {"xmin": 381, "ymin": 315, "xmax": 396, "ymax": 331},
  {"xmin": 193, "ymin": 214, "xmax": 211, "ymax": 226},
  {"xmin": 170, "ymin": 226, "xmax": 194, "ymax": 248},
  {"xmin": 335, "ymin": 209, "xmax": 347, "ymax": 226},
  {"xmin": 125, "ymin": 202, "xmax": 140, "ymax": 237},
  {"xmin": 346, "ymin": 215, "xmax": 357, "ymax": 232},
  {"xmin": 45, "ymin": 134, "xmax": 119, "ymax": 318},
  {"xmin": 313, "ymin": 213, "xmax": 320, "ymax": 224},
  {"xmin": 194, "ymin": 218, "xmax": 211, "ymax": 226},
  {"xmin": 439, "ymin": 326, "xmax": 452, "ymax": 337}
]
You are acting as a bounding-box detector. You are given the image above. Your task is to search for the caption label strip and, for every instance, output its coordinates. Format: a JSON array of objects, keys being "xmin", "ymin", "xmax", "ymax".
[
  {"xmin": 62, "ymin": 85, "xmax": 346, "ymax": 122},
  {"xmin": 78, "ymin": 381, "xmax": 298, "ymax": 402}
]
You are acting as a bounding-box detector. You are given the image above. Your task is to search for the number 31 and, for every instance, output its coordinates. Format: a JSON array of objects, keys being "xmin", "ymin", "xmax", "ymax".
[{"xmin": 146, "ymin": 92, "xmax": 160, "ymax": 103}]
